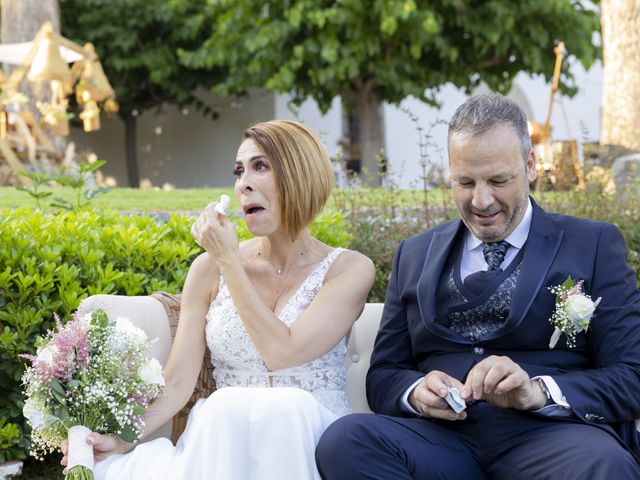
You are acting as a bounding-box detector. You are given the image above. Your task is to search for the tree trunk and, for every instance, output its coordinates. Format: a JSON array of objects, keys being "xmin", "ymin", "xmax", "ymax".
[
  {"xmin": 347, "ymin": 89, "xmax": 385, "ymax": 186},
  {"xmin": 1, "ymin": 0, "xmax": 62, "ymax": 159},
  {"xmin": 123, "ymin": 113, "xmax": 140, "ymax": 188},
  {"xmin": 1, "ymin": 0, "xmax": 61, "ymax": 92},
  {"xmin": 600, "ymin": 0, "xmax": 640, "ymax": 151},
  {"xmin": 0, "ymin": 0, "xmax": 60, "ymax": 42}
]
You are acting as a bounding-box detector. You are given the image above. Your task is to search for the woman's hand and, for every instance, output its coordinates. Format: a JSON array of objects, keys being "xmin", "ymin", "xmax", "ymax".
[
  {"xmin": 61, "ymin": 432, "xmax": 134, "ymax": 468},
  {"xmin": 191, "ymin": 202, "xmax": 239, "ymax": 265}
]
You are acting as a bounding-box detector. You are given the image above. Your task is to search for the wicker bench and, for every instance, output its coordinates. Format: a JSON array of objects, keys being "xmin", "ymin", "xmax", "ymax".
[{"xmin": 78, "ymin": 294, "xmax": 383, "ymax": 443}]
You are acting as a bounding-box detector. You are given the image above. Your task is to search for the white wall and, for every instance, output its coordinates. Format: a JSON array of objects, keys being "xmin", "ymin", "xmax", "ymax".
[
  {"xmin": 274, "ymin": 93, "xmax": 343, "ymax": 159},
  {"xmin": 383, "ymin": 60, "xmax": 603, "ymax": 188},
  {"xmin": 69, "ymin": 62, "xmax": 602, "ymax": 190},
  {"xmin": 69, "ymin": 90, "xmax": 343, "ymax": 188},
  {"xmin": 69, "ymin": 89, "xmax": 275, "ymax": 188}
]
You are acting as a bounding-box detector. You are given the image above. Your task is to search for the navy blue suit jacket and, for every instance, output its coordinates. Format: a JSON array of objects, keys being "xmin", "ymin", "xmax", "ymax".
[{"xmin": 367, "ymin": 198, "xmax": 640, "ymax": 457}]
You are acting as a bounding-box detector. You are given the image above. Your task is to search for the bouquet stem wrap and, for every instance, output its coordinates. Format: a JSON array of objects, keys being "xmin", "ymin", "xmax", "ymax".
[{"xmin": 66, "ymin": 425, "xmax": 95, "ymax": 479}]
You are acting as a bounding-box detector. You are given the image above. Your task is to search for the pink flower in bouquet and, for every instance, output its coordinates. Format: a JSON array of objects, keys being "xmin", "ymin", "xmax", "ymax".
[{"xmin": 23, "ymin": 314, "xmax": 90, "ymax": 384}]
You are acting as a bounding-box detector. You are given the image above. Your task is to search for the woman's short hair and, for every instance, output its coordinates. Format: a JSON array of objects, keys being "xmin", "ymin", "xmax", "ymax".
[{"xmin": 242, "ymin": 120, "xmax": 334, "ymax": 239}]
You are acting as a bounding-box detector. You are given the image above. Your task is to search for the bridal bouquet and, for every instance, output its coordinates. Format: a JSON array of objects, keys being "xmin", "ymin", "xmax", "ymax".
[{"xmin": 21, "ymin": 309, "xmax": 165, "ymax": 479}]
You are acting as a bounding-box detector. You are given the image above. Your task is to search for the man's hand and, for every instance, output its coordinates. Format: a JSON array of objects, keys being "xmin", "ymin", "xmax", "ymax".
[
  {"xmin": 461, "ymin": 355, "xmax": 547, "ymax": 410},
  {"xmin": 408, "ymin": 370, "xmax": 468, "ymax": 420}
]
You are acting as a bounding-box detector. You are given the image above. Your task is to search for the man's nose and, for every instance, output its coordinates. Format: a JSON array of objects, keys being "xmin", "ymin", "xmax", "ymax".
[{"xmin": 471, "ymin": 184, "xmax": 493, "ymax": 210}]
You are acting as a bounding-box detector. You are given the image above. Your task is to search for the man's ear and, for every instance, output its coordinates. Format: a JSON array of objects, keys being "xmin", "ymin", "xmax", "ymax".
[{"xmin": 526, "ymin": 149, "xmax": 537, "ymax": 183}]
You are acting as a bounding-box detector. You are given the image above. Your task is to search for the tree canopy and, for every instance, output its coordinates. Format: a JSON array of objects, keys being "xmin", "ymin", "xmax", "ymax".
[
  {"xmin": 60, "ymin": 0, "xmax": 223, "ymax": 185},
  {"xmin": 61, "ymin": 0, "xmax": 220, "ymax": 116},
  {"xmin": 180, "ymin": 0, "xmax": 599, "ymax": 182},
  {"xmin": 182, "ymin": 0, "xmax": 600, "ymax": 111}
]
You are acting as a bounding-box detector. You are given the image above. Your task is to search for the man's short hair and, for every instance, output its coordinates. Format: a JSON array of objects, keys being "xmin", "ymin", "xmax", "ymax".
[
  {"xmin": 243, "ymin": 120, "xmax": 334, "ymax": 239},
  {"xmin": 448, "ymin": 93, "xmax": 532, "ymax": 162}
]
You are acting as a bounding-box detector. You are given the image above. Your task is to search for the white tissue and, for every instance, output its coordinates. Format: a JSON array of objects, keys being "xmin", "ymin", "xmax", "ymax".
[
  {"xmin": 445, "ymin": 387, "xmax": 466, "ymax": 414},
  {"xmin": 215, "ymin": 194, "xmax": 230, "ymax": 216}
]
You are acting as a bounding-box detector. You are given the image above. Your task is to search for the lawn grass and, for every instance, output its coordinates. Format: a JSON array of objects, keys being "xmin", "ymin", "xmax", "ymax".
[
  {"xmin": 0, "ymin": 187, "xmax": 233, "ymax": 213},
  {"xmin": 0, "ymin": 186, "xmax": 454, "ymax": 212}
]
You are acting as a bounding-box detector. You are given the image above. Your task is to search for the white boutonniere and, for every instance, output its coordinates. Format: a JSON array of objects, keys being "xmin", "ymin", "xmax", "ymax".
[{"xmin": 548, "ymin": 277, "xmax": 601, "ymax": 349}]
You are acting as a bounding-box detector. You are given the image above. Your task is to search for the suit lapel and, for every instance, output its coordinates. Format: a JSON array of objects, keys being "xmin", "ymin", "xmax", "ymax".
[
  {"xmin": 417, "ymin": 220, "xmax": 466, "ymax": 340},
  {"xmin": 488, "ymin": 199, "xmax": 564, "ymax": 339}
]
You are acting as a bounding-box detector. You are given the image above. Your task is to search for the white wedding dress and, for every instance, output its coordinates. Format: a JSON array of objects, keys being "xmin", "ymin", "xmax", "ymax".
[{"xmin": 95, "ymin": 248, "xmax": 350, "ymax": 480}]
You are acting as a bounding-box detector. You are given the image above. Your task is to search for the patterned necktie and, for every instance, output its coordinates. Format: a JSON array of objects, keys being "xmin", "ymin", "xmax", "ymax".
[
  {"xmin": 482, "ymin": 241, "xmax": 510, "ymax": 271},
  {"xmin": 463, "ymin": 240, "xmax": 510, "ymax": 296}
]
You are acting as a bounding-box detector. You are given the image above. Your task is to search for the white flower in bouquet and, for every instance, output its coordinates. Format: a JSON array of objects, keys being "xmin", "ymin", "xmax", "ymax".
[
  {"xmin": 112, "ymin": 316, "xmax": 148, "ymax": 352},
  {"xmin": 115, "ymin": 316, "xmax": 148, "ymax": 341},
  {"xmin": 36, "ymin": 345, "xmax": 57, "ymax": 365},
  {"xmin": 138, "ymin": 358, "xmax": 165, "ymax": 386},
  {"xmin": 21, "ymin": 309, "xmax": 165, "ymax": 479},
  {"xmin": 23, "ymin": 398, "xmax": 57, "ymax": 430},
  {"xmin": 548, "ymin": 277, "xmax": 601, "ymax": 349}
]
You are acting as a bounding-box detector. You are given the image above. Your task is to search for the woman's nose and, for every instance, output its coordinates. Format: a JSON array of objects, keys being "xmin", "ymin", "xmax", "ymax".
[{"xmin": 236, "ymin": 173, "xmax": 253, "ymax": 193}]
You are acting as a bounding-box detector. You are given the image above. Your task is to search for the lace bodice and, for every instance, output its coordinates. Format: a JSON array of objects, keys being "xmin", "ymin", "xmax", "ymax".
[{"xmin": 205, "ymin": 248, "xmax": 350, "ymax": 418}]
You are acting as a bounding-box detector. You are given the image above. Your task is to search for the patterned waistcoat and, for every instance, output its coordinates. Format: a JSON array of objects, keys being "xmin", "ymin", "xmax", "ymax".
[{"xmin": 435, "ymin": 239, "xmax": 525, "ymax": 342}]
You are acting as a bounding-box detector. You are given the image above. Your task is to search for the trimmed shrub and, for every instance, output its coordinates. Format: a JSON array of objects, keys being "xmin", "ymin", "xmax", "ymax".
[
  {"xmin": 0, "ymin": 416, "xmax": 25, "ymax": 462},
  {"xmin": 348, "ymin": 189, "xmax": 639, "ymax": 302},
  {"xmin": 0, "ymin": 208, "xmax": 198, "ymax": 455},
  {"xmin": 0, "ymin": 207, "xmax": 351, "ymax": 460}
]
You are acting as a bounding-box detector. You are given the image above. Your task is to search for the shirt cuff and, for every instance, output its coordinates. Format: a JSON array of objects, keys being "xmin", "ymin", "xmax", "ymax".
[
  {"xmin": 532, "ymin": 375, "xmax": 572, "ymax": 417},
  {"xmin": 400, "ymin": 378, "xmax": 424, "ymax": 415}
]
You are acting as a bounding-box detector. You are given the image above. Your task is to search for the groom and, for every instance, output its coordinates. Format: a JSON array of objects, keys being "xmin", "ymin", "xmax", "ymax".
[{"xmin": 316, "ymin": 93, "xmax": 640, "ymax": 479}]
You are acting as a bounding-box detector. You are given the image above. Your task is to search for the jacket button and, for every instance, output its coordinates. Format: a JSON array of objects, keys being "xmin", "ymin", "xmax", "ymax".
[
  {"xmin": 351, "ymin": 354, "xmax": 360, "ymax": 363},
  {"xmin": 473, "ymin": 346, "xmax": 484, "ymax": 355},
  {"xmin": 585, "ymin": 413, "xmax": 604, "ymax": 423}
]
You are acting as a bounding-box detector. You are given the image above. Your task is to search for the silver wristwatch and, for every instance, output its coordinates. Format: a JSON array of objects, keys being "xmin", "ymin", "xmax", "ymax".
[{"xmin": 536, "ymin": 378, "xmax": 552, "ymax": 406}]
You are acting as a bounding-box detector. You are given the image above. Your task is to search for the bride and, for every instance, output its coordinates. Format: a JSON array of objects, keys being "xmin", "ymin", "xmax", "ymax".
[{"xmin": 62, "ymin": 120, "xmax": 375, "ymax": 479}]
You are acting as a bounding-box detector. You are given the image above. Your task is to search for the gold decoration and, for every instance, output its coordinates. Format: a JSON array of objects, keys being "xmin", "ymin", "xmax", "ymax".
[
  {"xmin": 78, "ymin": 43, "xmax": 115, "ymax": 102},
  {"xmin": 0, "ymin": 21, "xmax": 117, "ymax": 184},
  {"xmin": 50, "ymin": 118, "xmax": 69, "ymax": 136},
  {"xmin": 27, "ymin": 29, "xmax": 72, "ymax": 89},
  {"xmin": 80, "ymin": 99, "xmax": 100, "ymax": 132},
  {"xmin": 0, "ymin": 111, "xmax": 6, "ymax": 139},
  {"xmin": 103, "ymin": 98, "xmax": 119, "ymax": 113}
]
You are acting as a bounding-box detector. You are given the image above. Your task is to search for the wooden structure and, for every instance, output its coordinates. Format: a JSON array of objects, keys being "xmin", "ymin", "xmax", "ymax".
[{"xmin": 528, "ymin": 42, "xmax": 585, "ymax": 190}]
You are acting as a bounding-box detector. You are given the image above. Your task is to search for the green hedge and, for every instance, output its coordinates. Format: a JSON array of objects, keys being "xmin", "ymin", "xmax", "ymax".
[
  {"xmin": 0, "ymin": 208, "xmax": 198, "ymax": 461},
  {"xmin": 350, "ymin": 191, "xmax": 640, "ymax": 302},
  {"xmin": 0, "ymin": 207, "xmax": 351, "ymax": 461}
]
